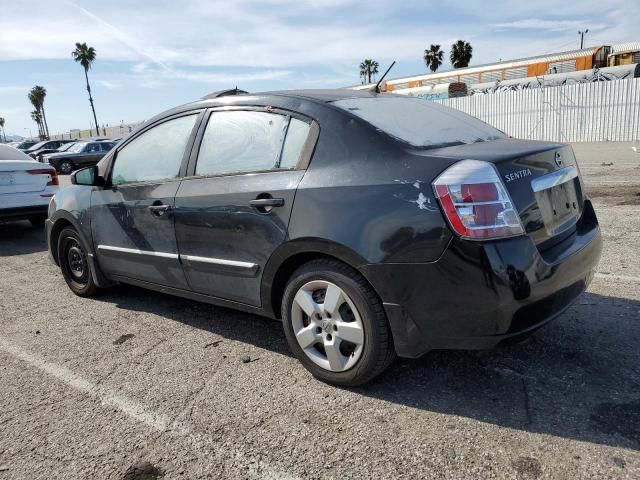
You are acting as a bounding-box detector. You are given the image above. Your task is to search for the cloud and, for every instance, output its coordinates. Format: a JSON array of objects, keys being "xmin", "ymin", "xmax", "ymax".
[
  {"xmin": 0, "ymin": 85, "xmax": 30, "ymax": 96},
  {"xmin": 127, "ymin": 62, "xmax": 293, "ymax": 88},
  {"xmin": 0, "ymin": 0, "xmax": 636, "ymax": 75},
  {"xmin": 493, "ymin": 19, "xmax": 607, "ymax": 32},
  {"xmin": 96, "ymin": 80, "xmax": 121, "ymax": 90}
]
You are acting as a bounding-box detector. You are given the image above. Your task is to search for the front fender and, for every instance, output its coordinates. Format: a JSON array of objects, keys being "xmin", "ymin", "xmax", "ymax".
[{"xmin": 48, "ymin": 185, "xmax": 95, "ymax": 250}]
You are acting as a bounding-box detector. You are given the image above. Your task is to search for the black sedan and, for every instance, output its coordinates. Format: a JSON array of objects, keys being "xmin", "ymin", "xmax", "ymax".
[
  {"xmin": 31, "ymin": 139, "xmax": 77, "ymax": 162},
  {"xmin": 47, "ymin": 141, "xmax": 116, "ymax": 174},
  {"xmin": 45, "ymin": 89, "xmax": 602, "ymax": 386},
  {"xmin": 25, "ymin": 139, "xmax": 75, "ymax": 160}
]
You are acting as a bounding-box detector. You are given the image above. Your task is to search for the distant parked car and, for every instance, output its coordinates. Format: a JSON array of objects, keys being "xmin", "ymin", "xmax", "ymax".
[
  {"xmin": 15, "ymin": 140, "xmax": 38, "ymax": 150},
  {"xmin": 31, "ymin": 140, "xmax": 77, "ymax": 162},
  {"xmin": 26, "ymin": 139, "xmax": 75, "ymax": 160},
  {"xmin": 48, "ymin": 141, "xmax": 116, "ymax": 174},
  {"xmin": 41, "ymin": 142, "xmax": 78, "ymax": 162},
  {"xmin": 46, "ymin": 89, "xmax": 602, "ymax": 386},
  {"xmin": 0, "ymin": 144, "xmax": 58, "ymax": 227}
]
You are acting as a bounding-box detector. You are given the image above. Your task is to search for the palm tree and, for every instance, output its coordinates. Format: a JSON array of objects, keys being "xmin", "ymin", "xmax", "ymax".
[
  {"xmin": 450, "ymin": 40, "xmax": 473, "ymax": 69},
  {"xmin": 72, "ymin": 42, "xmax": 99, "ymax": 136},
  {"xmin": 28, "ymin": 86, "xmax": 49, "ymax": 139},
  {"xmin": 359, "ymin": 59, "xmax": 380, "ymax": 84},
  {"xmin": 424, "ymin": 44, "xmax": 444, "ymax": 72},
  {"xmin": 0, "ymin": 117, "xmax": 5, "ymax": 143},
  {"xmin": 31, "ymin": 110, "xmax": 44, "ymax": 139},
  {"xmin": 28, "ymin": 89, "xmax": 46, "ymax": 139},
  {"xmin": 33, "ymin": 86, "xmax": 49, "ymax": 138}
]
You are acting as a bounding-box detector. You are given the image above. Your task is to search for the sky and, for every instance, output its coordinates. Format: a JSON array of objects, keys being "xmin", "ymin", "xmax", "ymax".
[{"xmin": 0, "ymin": 0, "xmax": 637, "ymax": 138}]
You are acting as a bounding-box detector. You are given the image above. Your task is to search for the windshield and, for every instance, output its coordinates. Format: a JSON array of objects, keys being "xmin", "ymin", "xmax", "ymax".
[
  {"xmin": 68, "ymin": 143, "xmax": 87, "ymax": 153},
  {"xmin": 331, "ymin": 96, "xmax": 505, "ymax": 148},
  {"xmin": 26, "ymin": 141, "xmax": 48, "ymax": 151},
  {"xmin": 57, "ymin": 142, "xmax": 76, "ymax": 152}
]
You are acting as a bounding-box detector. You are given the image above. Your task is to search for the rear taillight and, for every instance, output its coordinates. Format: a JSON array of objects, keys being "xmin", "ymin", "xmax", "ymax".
[
  {"xmin": 27, "ymin": 168, "xmax": 59, "ymax": 186},
  {"xmin": 433, "ymin": 159, "xmax": 524, "ymax": 240}
]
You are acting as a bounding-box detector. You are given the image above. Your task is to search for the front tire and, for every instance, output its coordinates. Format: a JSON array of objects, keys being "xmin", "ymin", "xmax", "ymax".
[
  {"xmin": 58, "ymin": 160, "xmax": 74, "ymax": 174},
  {"xmin": 57, "ymin": 227, "xmax": 100, "ymax": 296},
  {"xmin": 282, "ymin": 259, "xmax": 396, "ymax": 386}
]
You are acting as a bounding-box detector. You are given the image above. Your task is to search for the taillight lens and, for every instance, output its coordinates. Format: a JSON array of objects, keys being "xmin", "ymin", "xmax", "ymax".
[
  {"xmin": 433, "ymin": 159, "xmax": 524, "ymax": 240},
  {"xmin": 27, "ymin": 168, "xmax": 59, "ymax": 186}
]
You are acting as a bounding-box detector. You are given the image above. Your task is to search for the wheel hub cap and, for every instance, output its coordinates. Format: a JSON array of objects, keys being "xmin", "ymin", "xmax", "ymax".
[
  {"xmin": 67, "ymin": 244, "xmax": 85, "ymax": 279},
  {"xmin": 291, "ymin": 280, "xmax": 365, "ymax": 372}
]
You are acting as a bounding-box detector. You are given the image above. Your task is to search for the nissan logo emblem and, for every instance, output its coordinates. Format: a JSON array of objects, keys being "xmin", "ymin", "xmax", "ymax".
[{"xmin": 554, "ymin": 152, "xmax": 563, "ymax": 168}]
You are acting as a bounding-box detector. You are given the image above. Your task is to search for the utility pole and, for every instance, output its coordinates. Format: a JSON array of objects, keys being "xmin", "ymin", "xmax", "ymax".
[{"xmin": 578, "ymin": 29, "xmax": 589, "ymax": 49}]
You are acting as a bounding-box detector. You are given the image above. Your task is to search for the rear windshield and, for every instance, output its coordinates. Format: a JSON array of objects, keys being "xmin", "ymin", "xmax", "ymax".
[{"xmin": 331, "ymin": 96, "xmax": 505, "ymax": 148}]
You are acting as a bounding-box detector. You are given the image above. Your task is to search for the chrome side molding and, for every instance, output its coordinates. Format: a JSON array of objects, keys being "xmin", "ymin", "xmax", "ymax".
[
  {"xmin": 531, "ymin": 165, "xmax": 578, "ymax": 193},
  {"xmin": 180, "ymin": 254, "xmax": 257, "ymax": 270},
  {"xmin": 97, "ymin": 245, "xmax": 258, "ymax": 273},
  {"xmin": 97, "ymin": 245, "xmax": 179, "ymax": 259}
]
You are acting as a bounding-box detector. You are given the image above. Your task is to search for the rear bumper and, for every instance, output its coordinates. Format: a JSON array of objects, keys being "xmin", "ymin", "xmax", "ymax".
[
  {"xmin": 0, "ymin": 204, "xmax": 49, "ymax": 221},
  {"xmin": 360, "ymin": 199, "xmax": 602, "ymax": 358}
]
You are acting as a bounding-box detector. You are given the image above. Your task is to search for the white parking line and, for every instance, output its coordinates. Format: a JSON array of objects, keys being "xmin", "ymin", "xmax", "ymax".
[
  {"xmin": 0, "ymin": 337, "xmax": 299, "ymax": 480},
  {"xmin": 595, "ymin": 273, "xmax": 640, "ymax": 283}
]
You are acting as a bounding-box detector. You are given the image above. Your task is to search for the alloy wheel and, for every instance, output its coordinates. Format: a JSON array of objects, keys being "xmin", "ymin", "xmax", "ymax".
[
  {"xmin": 60, "ymin": 162, "xmax": 72, "ymax": 174},
  {"xmin": 290, "ymin": 280, "xmax": 365, "ymax": 372}
]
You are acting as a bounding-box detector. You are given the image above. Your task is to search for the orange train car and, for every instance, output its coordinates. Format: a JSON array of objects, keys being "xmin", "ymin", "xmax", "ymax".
[{"xmin": 353, "ymin": 45, "xmax": 634, "ymax": 94}]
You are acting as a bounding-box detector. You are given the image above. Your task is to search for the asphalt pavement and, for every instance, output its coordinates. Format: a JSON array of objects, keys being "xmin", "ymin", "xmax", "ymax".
[{"xmin": 0, "ymin": 142, "xmax": 638, "ymax": 479}]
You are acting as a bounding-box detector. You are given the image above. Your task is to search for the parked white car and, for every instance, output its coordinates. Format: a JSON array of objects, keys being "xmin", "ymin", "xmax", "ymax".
[{"xmin": 0, "ymin": 144, "xmax": 59, "ymax": 227}]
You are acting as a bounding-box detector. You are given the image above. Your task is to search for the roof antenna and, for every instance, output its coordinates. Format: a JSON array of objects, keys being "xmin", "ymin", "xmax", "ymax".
[{"xmin": 375, "ymin": 61, "xmax": 396, "ymax": 93}]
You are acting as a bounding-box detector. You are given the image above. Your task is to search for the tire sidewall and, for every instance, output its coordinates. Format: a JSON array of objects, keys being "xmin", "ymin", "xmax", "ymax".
[
  {"xmin": 282, "ymin": 264, "xmax": 386, "ymax": 385},
  {"xmin": 57, "ymin": 227, "xmax": 95, "ymax": 295}
]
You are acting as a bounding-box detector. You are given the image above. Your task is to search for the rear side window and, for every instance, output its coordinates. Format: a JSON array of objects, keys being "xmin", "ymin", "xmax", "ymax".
[
  {"xmin": 86, "ymin": 143, "xmax": 101, "ymax": 153},
  {"xmin": 111, "ymin": 114, "xmax": 197, "ymax": 185},
  {"xmin": 195, "ymin": 111, "xmax": 288, "ymax": 176},
  {"xmin": 280, "ymin": 118, "xmax": 311, "ymax": 169},
  {"xmin": 331, "ymin": 96, "xmax": 505, "ymax": 148}
]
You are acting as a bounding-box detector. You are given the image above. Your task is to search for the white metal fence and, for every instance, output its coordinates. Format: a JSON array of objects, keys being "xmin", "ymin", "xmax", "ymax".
[{"xmin": 437, "ymin": 78, "xmax": 640, "ymax": 142}]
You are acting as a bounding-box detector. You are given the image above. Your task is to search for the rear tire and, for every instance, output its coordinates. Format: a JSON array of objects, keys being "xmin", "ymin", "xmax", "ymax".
[
  {"xmin": 282, "ymin": 259, "xmax": 396, "ymax": 386},
  {"xmin": 59, "ymin": 160, "xmax": 74, "ymax": 174},
  {"xmin": 57, "ymin": 227, "xmax": 100, "ymax": 297}
]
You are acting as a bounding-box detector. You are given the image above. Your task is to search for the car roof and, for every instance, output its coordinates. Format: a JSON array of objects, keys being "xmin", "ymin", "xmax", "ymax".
[
  {"xmin": 142, "ymin": 88, "xmax": 380, "ymax": 128},
  {"xmin": 256, "ymin": 88, "xmax": 377, "ymax": 103}
]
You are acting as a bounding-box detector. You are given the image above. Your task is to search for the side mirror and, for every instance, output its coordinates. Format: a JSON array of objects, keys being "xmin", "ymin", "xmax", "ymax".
[{"xmin": 71, "ymin": 166, "xmax": 103, "ymax": 186}]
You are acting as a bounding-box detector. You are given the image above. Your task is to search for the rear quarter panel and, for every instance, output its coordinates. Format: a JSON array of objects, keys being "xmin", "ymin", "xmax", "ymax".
[{"xmin": 287, "ymin": 109, "xmax": 454, "ymax": 264}]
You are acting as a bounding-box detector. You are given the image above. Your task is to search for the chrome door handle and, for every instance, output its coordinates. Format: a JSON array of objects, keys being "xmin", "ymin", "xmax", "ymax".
[
  {"xmin": 249, "ymin": 198, "xmax": 285, "ymax": 208},
  {"xmin": 148, "ymin": 204, "xmax": 171, "ymax": 216}
]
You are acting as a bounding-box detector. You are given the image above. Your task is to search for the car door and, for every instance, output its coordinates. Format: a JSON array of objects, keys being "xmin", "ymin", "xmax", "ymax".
[
  {"xmin": 91, "ymin": 112, "xmax": 202, "ymax": 288},
  {"xmin": 174, "ymin": 108, "xmax": 318, "ymax": 306},
  {"xmin": 98, "ymin": 142, "xmax": 114, "ymax": 162},
  {"xmin": 81, "ymin": 142, "xmax": 103, "ymax": 166}
]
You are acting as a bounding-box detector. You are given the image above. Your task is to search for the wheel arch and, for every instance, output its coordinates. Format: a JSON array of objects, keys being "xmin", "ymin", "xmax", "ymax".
[
  {"xmin": 49, "ymin": 213, "xmax": 84, "ymax": 265},
  {"xmin": 261, "ymin": 238, "xmax": 372, "ymax": 319}
]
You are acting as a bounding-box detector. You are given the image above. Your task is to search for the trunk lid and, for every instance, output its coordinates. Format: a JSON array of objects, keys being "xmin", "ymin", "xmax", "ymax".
[
  {"xmin": 427, "ymin": 139, "xmax": 584, "ymax": 246},
  {"xmin": 0, "ymin": 160, "xmax": 52, "ymax": 194}
]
